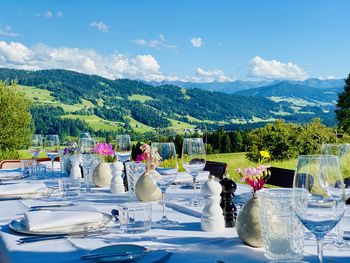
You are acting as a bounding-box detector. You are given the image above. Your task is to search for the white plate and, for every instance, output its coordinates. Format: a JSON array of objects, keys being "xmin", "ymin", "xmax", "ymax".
[
  {"xmin": 9, "ymin": 213, "xmax": 112, "ymax": 236},
  {"xmin": 0, "ymin": 170, "xmax": 28, "ymax": 181}
]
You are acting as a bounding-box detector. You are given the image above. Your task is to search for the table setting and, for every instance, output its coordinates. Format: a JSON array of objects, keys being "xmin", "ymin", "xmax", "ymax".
[{"xmin": 0, "ymin": 135, "xmax": 350, "ymax": 263}]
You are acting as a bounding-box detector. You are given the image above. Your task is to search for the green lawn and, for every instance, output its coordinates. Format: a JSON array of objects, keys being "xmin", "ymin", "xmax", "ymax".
[
  {"xmin": 61, "ymin": 114, "xmax": 122, "ymax": 131},
  {"xmin": 128, "ymin": 94, "xmax": 154, "ymax": 103}
]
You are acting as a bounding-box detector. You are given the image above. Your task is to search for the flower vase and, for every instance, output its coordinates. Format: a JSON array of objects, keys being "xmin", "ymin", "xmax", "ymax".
[
  {"xmin": 92, "ymin": 162, "xmax": 112, "ymax": 187},
  {"xmin": 110, "ymin": 161, "xmax": 125, "ymax": 194},
  {"xmin": 235, "ymin": 193, "xmax": 263, "ymax": 247},
  {"xmin": 135, "ymin": 170, "xmax": 161, "ymax": 202},
  {"xmin": 69, "ymin": 154, "xmax": 82, "ymax": 180}
]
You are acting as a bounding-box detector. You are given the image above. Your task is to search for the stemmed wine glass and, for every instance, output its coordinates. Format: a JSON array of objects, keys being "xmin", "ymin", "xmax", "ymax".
[
  {"xmin": 292, "ymin": 155, "xmax": 345, "ymax": 263},
  {"xmin": 181, "ymin": 138, "xmax": 206, "ymax": 207},
  {"xmin": 45, "ymin": 135, "xmax": 60, "ymax": 177},
  {"xmin": 115, "ymin": 134, "xmax": 132, "ymax": 163},
  {"xmin": 29, "ymin": 134, "xmax": 43, "ymax": 165},
  {"xmin": 151, "ymin": 142, "xmax": 179, "ymax": 227},
  {"xmin": 321, "ymin": 143, "xmax": 350, "ymax": 248},
  {"xmin": 79, "ymin": 137, "xmax": 98, "ymax": 192}
]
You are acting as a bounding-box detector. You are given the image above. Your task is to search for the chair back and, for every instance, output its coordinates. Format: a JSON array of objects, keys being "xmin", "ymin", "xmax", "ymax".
[
  {"xmin": 204, "ymin": 161, "xmax": 227, "ymax": 180},
  {"xmin": 265, "ymin": 167, "xmax": 295, "ymax": 188}
]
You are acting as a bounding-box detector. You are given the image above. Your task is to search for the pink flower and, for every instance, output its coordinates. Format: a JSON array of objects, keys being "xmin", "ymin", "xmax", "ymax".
[
  {"xmin": 94, "ymin": 143, "xmax": 115, "ymax": 156},
  {"xmin": 235, "ymin": 164, "xmax": 271, "ymax": 192}
]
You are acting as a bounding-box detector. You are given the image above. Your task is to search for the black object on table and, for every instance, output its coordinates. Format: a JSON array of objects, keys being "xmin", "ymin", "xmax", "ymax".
[{"xmin": 219, "ymin": 177, "xmax": 237, "ymax": 227}]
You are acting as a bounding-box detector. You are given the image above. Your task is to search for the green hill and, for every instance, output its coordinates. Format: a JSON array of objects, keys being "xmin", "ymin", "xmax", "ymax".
[{"xmin": 0, "ymin": 68, "xmax": 284, "ymax": 136}]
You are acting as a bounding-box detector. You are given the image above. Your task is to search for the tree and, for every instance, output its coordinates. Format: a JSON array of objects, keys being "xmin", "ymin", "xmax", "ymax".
[
  {"xmin": 0, "ymin": 82, "xmax": 32, "ymax": 158},
  {"xmin": 336, "ymin": 74, "xmax": 350, "ymax": 133}
]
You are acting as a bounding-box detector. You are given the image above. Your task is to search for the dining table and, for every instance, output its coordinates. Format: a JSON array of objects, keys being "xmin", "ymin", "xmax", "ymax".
[{"xmin": 0, "ymin": 167, "xmax": 350, "ymax": 263}]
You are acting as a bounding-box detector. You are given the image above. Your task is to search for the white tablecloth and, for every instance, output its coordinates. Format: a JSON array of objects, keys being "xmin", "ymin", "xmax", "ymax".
[{"xmin": 0, "ymin": 176, "xmax": 349, "ymax": 263}]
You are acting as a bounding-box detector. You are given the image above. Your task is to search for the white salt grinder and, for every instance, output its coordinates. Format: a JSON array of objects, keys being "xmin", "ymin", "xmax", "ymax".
[
  {"xmin": 69, "ymin": 152, "xmax": 82, "ymax": 180},
  {"xmin": 201, "ymin": 175, "xmax": 225, "ymax": 232},
  {"xmin": 110, "ymin": 161, "xmax": 125, "ymax": 194}
]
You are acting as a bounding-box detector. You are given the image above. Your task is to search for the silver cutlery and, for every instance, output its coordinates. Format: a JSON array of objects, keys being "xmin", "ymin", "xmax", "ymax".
[
  {"xmin": 29, "ymin": 203, "xmax": 74, "ymax": 210},
  {"xmin": 81, "ymin": 250, "xmax": 147, "ymax": 260},
  {"xmin": 16, "ymin": 230, "xmax": 108, "ymax": 244}
]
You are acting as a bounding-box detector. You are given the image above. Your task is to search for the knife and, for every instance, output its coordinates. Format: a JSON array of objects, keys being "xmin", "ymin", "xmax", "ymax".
[
  {"xmin": 29, "ymin": 203, "xmax": 74, "ymax": 210},
  {"xmin": 16, "ymin": 230, "xmax": 108, "ymax": 244},
  {"xmin": 81, "ymin": 250, "xmax": 147, "ymax": 260}
]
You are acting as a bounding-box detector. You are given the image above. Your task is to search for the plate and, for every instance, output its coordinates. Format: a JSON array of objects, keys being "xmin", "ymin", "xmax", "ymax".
[
  {"xmin": 9, "ymin": 213, "xmax": 112, "ymax": 236},
  {"xmin": 87, "ymin": 244, "xmax": 147, "ymax": 263},
  {"xmin": 0, "ymin": 170, "xmax": 28, "ymax": 181}
]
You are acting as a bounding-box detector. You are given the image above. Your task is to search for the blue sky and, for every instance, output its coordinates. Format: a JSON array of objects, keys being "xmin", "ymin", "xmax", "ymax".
[{"xmin": 0, "ymin": 0, "xmax": 349, "ymax": 82}]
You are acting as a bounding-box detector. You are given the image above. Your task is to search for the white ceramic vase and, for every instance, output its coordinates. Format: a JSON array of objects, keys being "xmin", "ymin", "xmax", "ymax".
[
  {"xmin": 135, "ymin": 170, "xmax": 162, "ymax": 202},
  {"xmin": 92, "ymin": 162, "xmax": 112, "ymax": 187}
]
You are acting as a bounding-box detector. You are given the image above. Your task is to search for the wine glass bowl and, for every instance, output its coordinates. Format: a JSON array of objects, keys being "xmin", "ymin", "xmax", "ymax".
[
  {"xmin": 45, "ymin": 135, "xmax": 60, "ymax": 177},
  {"xmin": 78, "ymin": 137, "xmax": 98, "ymax": 192},
  {"xmin": 29, "ymin": 134, "xmax": 43, "ymax": 164},
  {"xmin": 292, "ymin": 155, "xmax": 345, "ymax": 263},
  {"xmin": 115, "ymin": 134, "xmax": 132, "ymax": 163},
  {"xmin": 151, "ymin": 142, "xmax": 179, "ymax": 227},
  {"xmin": 181, "ymin": 138, "xmax": 206, "ymax": 207}
]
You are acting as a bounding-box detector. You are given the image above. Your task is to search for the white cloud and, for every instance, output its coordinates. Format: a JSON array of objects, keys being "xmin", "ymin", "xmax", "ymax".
[
  {"xmin": 56, "ymin": 11, "xmax": 63, "ymax": 17},
  {"xmin": 192, "ymin": 67, "xmax": 235, "ymax": 82},
  {"xmin": 44, "ymin": 11, "xmax": 53, "ymax": 18},
  {"xmin": 190, "ymin": 37, "xmax": 203, "ymax": 48},
  {"xmin": 0, "ymin": 40, "xmax": 180, "ymax": 81},
  {"xmin": 133, "ymin": 34, "xmax": 176, "ymax": 49},
  {"xmin": 90, "ymin": 21, "xmax": 109, "ymax": 33},
  {"xmin": 0, "ymin": 25, "xmax": 19, "ymax": 37},
  {"xmin": 248, "ymin": 56, "xmax": 308, "ymax": 80}
]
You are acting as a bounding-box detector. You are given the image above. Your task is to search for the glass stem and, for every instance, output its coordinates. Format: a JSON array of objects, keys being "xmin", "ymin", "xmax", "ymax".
[
  {"xmin": 192, "ymin": 174, "xmax": 197, "ymax": 201},
  {"xmin": 161, "ymin": 190, "xmax": 167, "ymax": 220},
  {"xmin": 51, "ymin": 160, "xmax": 54, "ymax": 176},
  {"xmin": 86, "ymin": 169, "xmax": 91, "ymax": 192},
  {"xmin": 317, "ymin": 237, "xmax": 324, "ymax": 263}
]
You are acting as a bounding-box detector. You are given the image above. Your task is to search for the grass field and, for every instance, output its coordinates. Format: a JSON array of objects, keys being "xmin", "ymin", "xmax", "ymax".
[
  {"xmin": 128, "ymin": 94, "xmax": 154, "ymax": 103},
  {"xmin": 61, "ymin": 114, "xmax": 122, "ymax": 131}
]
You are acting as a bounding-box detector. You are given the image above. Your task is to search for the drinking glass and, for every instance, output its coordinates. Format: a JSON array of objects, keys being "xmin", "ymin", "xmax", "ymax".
[
  {"xmin": 115, "ymin": 134, "xmax": 132, "ymax": 163},
  {"xmin": 182, "ymin": 138, "xmax": 206, "ymax": 207},
  {"xmin": 292, "ymin": 155, "xmax": 345, "ymax": 263},
  {"xmin": 79, "ymin": 132, "xmax": 91, "ymax": 140},
  {"xmin": 321, "ymin": 143, "xmax": 350, "ymax": 248},
  {"xmin": 151, "ymin": 142, "xmax": 179, "ymax": 227},
  {"xmin": 79, "ymin": 137, "xmax": 98, "ymax": 192},
  {"xmin": 45, "ymin": 135, "xmax": 60, "ymax": 177},
  {"xmin": 29, "ymin": 134, "xmax": 43, "ymax": 165}
]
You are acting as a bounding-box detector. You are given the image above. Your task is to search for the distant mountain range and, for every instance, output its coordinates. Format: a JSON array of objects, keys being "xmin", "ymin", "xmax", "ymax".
[{"xmin": 0, "ymin": 68, "xmax": 344, "ymax": 135}]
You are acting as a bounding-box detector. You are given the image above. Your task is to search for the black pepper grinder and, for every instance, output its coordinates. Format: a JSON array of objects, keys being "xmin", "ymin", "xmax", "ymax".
[{"xmin": 219, "ymin": 177, "xmax": 237, "ymax": 227}]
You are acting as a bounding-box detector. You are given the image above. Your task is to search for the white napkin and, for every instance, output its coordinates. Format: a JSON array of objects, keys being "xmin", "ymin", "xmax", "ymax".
[
  {"xmin": 24, "ymin": 209, "xmax": 104, "ymax": 231},
  {"xmin": 0, "ymin": 182, "xmax": 47, "ymax": 196},
  {"xmin": 0, "ymin": 169, "xmax": 22, "ymax": 179}
]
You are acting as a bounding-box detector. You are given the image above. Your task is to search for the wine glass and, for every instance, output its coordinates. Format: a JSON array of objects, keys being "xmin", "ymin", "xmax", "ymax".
[
  {"xmin": 29, "ymin": 134, "xmax": 43, "ymax": 165},
  {"xmin": 115, "ymin": 134, "xmax": 132, "ymax": 163},
  {"xmin": 292, "ymin": 155, "xmax": 345, "ymax": 263},
  {"xmin": 79, "ymin": 137, "xmax": 98, "ymax": 192},
  {"xmin": 45, "ymin": 135, "xmax": 60, "ymax": 177},
  {"xmin": 151, "ymin": 142, "xmax": 179, "ymax": 227},
  {"xmin": 79, "ymin": 132, "xmax": 91, "ymax": 140},
  {"xmin": 181, "ymin": 138, "xmax": 206, "ymax": 207},
  {"xmin": 321, "ymin": 143, "xmax": 350, "ymax": 248}
]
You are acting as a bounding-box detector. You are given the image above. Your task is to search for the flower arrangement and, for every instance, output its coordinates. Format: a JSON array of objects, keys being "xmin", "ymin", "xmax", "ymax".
[
  {"xmin": 235, "ymin": 165, "xmax": 271, "ymax": 193},
  {"xmin": 93, "ymin": 142, "xmax": 117, "ymax": 163},
  {"xmin": 63, "ymin": 143, "xmax": 78, "ymax": 155},
  {"xmin": 136, "ymin": 143, "xmax": 161, "ymax": 170}
]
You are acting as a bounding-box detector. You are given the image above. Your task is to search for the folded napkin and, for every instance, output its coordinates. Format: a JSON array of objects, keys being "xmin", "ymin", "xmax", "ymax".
[
  {"xmin": 0, "ymin": 169, "xmax": 22, "ymax": 179},
  {"xmin": 0, "ymin": 182, "xmax": 47, "ymax": 196},
  {"xmin": 24, "ymin": 209, "xmax": 104, "ymax": 231}
]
